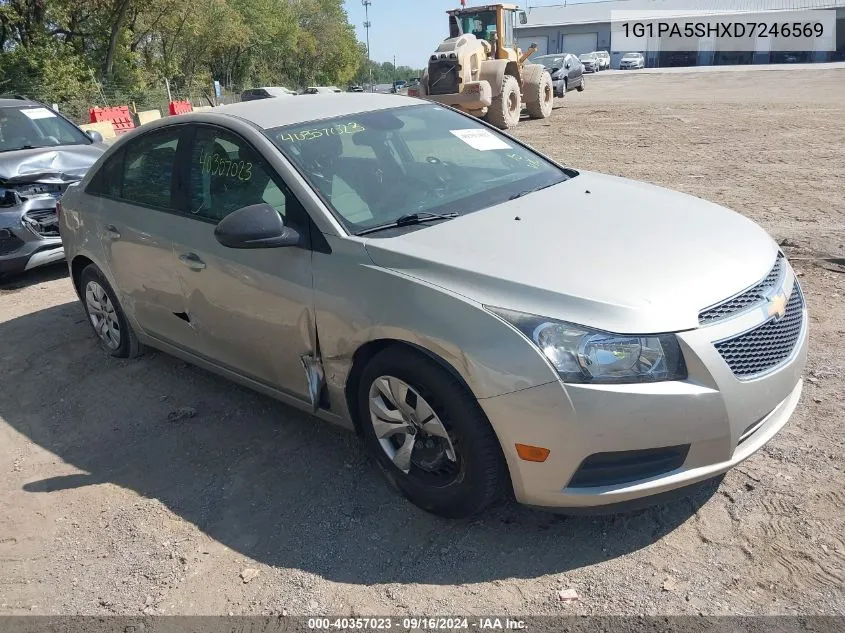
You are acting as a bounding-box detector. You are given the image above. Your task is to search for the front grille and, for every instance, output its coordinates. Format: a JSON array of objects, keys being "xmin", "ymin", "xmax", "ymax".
[
  {"xmin": 0, "ymin": 230, "xmax": 24, "ymax": 255},
  {"xmin": 699, "ymin": 254, "xmax": 785, "ymax": 325},
  {"xmin": 714, "ymin": 286, "xmax": 804, "ymax": 379},
  {"xmin": 568, "ymin": 445, "xmax": 690, "ymax": 488},
  {"xmin": 23, "ymin": 208, "xmax": 60, "ymax": 237},
  {"xmin": 427, "ymin": 60, "xmax": 460, "ymax": 96}
]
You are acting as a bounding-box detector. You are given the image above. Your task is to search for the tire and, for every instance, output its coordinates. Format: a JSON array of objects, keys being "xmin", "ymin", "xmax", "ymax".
[
  {"xmin": 577, "ymin": 75, "xmax": 585, "ymax": 92},
  {"xmin": 357, "ymin": 346, "xmax": 510, "ymax": 518},
  {"xmin": 525, "ymin": 70, "xmax": 554, "ymax": 120},
  {"xmin": 79, "ymin": 264, "xmax": 143, "ymax": 358},
  {"xmin": 485, "ymin": 75, "xmax": 521, "ymax": 130}
]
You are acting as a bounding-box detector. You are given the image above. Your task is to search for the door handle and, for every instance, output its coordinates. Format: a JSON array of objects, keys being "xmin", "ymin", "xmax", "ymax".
[
  {"xmin": 104, "ymin": 224, "xmax": 121, "ymax": 239},
  {"xmin": 178, "ymin": 252, "xmax": 206, "ymax": 271}
]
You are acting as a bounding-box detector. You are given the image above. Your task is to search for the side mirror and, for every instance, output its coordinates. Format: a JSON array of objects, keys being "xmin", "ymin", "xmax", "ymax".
[
  {"xmin": 85, "ymin": 130, "xmax": 104, "ymax": 143},
  {"xmin": 518, "ymin": 11, "xmax": 527, "ymax": 25},
  {"xmin": 214, "ymin": 203, "xmax": 300, "ymax": 249}
]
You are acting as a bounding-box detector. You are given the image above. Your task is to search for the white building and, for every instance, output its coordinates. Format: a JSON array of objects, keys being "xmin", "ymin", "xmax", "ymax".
[{"xmin": 515, "ymin": 0, "xmax": 845, "ymax": 68}]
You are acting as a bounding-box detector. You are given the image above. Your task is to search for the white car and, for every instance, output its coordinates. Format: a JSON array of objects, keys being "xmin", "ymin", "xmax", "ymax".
[
  {"xmin": 304, "ymin": 86, "xmax": 343, "ymax": 95},
  {"xmin": 620, "ymin": 52, "xmax": 645, "ymax": 70},
  {"xmin": 594, "ymin": 50, "xmax": 611, "ymax": 70}
]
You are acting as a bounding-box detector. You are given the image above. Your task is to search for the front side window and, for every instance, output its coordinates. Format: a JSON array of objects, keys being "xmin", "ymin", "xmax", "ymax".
[
  {"xmin": 121, "ymin": 129, "xmax": 182, "ymax": 209},
  {"xmin": 188, "ymin": 127, "xmax": 289, "ymax": 222},
  {"xmin": 0, "ymin": 106, "xmax": 90, "ymax": 152},
  {"xmin": 269, "ymin": 104, "xmax": 569, "ymax": 235}
]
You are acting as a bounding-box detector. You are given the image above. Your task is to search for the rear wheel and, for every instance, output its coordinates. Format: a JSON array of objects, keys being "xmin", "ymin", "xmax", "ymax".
[
  {"xmin": 486, "ymin": 75, "xmax": 521, "ymax": 130},
  {"xmin": 80, "ymin": 264, "xmax": 143, "ymax": 358},
  {"xmin": 525, "ymin": 70, "xmax": 554, "ymax": 120},
  {"xmin": 577, "ymin": 75, "xmax": 586, "ymax": 92},
  {"xmin": 357, "ymin": 347, "xmax": 509, "ymax": 518}
]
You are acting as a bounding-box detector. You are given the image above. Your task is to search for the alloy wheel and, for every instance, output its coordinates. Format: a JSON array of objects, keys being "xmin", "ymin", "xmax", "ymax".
[{"xmin": 85, "ymin": 280, "xmax": 121, "ymax": 350}]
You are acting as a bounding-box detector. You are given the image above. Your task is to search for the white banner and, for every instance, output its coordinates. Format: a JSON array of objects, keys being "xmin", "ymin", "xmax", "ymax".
[{"xmin": 610, "ymin": 10, "xmax": 837, "ymax": 52}]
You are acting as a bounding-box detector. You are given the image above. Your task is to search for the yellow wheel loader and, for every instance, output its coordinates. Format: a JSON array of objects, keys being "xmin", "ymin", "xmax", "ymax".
[{"xmin": 410, "ymin": 3, "xmax": 554, "ymax": 130}]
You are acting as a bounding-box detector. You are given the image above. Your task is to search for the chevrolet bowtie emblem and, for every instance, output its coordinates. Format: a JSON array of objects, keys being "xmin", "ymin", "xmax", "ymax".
[{"xmin": 767, "ymin": 291, "xmax": 788, "ymax": 320}]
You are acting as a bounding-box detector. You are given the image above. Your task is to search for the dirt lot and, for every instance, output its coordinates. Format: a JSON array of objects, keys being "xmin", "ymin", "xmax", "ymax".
[{"xmin": 1, "ymin": 68, "xmax": 843, "ymax": 618}]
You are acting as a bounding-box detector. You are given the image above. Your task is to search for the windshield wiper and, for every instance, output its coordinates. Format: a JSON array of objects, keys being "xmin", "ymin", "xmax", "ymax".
[
  {"xmin": 508, "ymin": 182, "xmax": 558, "ymax": 201},
  {"xmin": 1, "ymin": 144, "xmax": 37, "ymax": 153},
  {"xmin": 356, "ymin": 211, "xmax": 458, "ymax": 236}
]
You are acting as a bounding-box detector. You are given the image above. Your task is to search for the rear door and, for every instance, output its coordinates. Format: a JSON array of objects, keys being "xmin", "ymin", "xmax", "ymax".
[
  {"xmin": 170, "ymin": 125, "xmax": 316, "ymax": 401},
  {"xmin": 91, "ymin": 125, "xmax": 199, "ymax": 349}
]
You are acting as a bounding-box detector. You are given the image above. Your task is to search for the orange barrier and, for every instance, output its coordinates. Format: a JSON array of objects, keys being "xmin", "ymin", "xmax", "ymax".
[
  {"xmin": 168, "ymin": 100, "xmax": 193, "ymax": 116},
  {"xmin": 89, "ymin": 106, "xmax": 135, "ymax": 135}
]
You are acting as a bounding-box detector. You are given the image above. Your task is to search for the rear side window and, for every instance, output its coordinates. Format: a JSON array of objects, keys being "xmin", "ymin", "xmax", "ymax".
[
  {"xmin": 86, "ymin": 151, "xmax": 124, "ymax": 198},
  {"xmin": 120, "ymin": 129, "xmax": 182, "ymax": 209}
]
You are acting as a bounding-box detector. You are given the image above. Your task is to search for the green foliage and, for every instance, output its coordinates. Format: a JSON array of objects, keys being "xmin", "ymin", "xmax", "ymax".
[
  {"xmin": 354, "ymin": 59, "xmax": 424, "ymax": 86},
  {"xmin": 0, "ymin": 0, "xmax": 389, "ymax": 119}
]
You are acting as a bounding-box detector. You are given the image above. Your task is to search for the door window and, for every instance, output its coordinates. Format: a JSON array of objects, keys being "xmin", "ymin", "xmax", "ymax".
[
  {"xmin": 120, "ymin": 128, "xmax": 182, "ymax": 209},
  {"xmin": 188, "ymin": 127, "xmax": 288, "ymax": 222}
]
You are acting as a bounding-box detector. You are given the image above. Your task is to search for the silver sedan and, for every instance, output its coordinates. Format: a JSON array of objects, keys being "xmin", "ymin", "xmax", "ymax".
[{"xmin": 59, "ymin": 94, "xmax": 807, "ymax": 517}]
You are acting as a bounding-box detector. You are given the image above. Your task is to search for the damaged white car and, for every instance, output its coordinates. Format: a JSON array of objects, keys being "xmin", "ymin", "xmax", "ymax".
[{"xmin": 0, "ymin": 96, "xmax": 105, "ymax": 277}]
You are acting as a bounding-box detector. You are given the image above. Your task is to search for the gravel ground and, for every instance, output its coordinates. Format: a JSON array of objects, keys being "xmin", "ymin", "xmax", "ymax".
[{"xmin": 1, "ymin": 68, "xmax": 843, "ymax": 618}]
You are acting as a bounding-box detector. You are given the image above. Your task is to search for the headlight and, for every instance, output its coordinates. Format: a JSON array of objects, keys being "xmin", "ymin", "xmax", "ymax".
[{"xmin": 486, "ymin": 307, "xmax": 687, "ymax": 384}]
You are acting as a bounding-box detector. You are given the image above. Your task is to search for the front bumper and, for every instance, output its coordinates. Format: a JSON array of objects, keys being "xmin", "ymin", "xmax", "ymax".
[
  {"xmin": 425, "ymin": 81, "xmax": 493, "ymax": 111},
  {"xmin": 0, "ymin": 200, "xmax": 64, "ymax": 275},
  {"xmin": 479, "ymin": 286, "xmax": 808, "ymax": 510}
]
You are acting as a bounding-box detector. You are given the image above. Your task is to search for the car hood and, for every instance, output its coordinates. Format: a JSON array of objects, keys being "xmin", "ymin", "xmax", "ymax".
[
  {"xmin": 0, "ymin": 144, "xmax": 105, "ymax": 184},
  {"xmin": 364, "ymin": 171, "xmax": 778, "ymax": 334}
]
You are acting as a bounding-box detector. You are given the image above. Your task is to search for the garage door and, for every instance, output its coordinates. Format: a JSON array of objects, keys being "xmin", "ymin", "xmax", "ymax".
[
  {"xmin": 518, "ymin": 35, "xmax": 548, "ymax": 55},
  {"xmin": 560, "ymin": 33, "xmax": 598, "ymax": 55}
]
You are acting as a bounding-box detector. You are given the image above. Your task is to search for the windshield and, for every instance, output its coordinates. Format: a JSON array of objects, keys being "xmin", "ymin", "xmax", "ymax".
[
  {"xmin": 269, "ymin": 104, "xmax": 569, "ymax": 235},
  {"xmin": 623, "ymin": 53, "xmax": 641, "ymax": 59},
  {"xmin": 534, "ymin": 56, "xmax": 565, "ymax": 71},
  {"xmin": 0, "ymin": 106, "xmax": 90, "ymax": 153},
  {"xmin": 459, "ymin": 10, "xmax": 497, "ymax": 42},
  {"xmin": 580, "ymin": 53, "xmax": 596, "ymax": 60}
]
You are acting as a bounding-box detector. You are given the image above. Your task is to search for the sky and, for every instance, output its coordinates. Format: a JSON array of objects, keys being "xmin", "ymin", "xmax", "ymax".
[{"xmin": 343, "ymin": 0, "xmax": 599, "ymax": 68}]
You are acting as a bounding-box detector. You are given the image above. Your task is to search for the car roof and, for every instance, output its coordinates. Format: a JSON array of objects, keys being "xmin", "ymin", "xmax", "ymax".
[
  {"xmin": 214, "ymin": 93, "xmax": 423, "ymax": 129},
  {"xmin": 0, "ymin": 97, "xmax": 41, "ymax": 108}
]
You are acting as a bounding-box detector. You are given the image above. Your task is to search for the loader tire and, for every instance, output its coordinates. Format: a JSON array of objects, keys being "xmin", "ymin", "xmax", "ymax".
[
  {"xmin": 486, "ymin": 75, "xmax": 521, "ymax": 130},
  {"xmin": 525, "ymin": 69, "xmax": 554, "ymax": 120}
]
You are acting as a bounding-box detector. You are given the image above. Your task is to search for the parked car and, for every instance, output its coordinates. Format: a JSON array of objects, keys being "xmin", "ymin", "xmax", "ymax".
[
  {"xmin": 392, "ymin": 80, "xmax": 407, "ymax": 94},
  {"xmin": 594, "ymin": 50, "xmax": 611, "ymax": 70},
  {"xmin": 60, "ymin": 94, "xmax": 807, "ymax": 518},
  {"xmin": 240, "ymin": 87, "xmax": 296, "ymax": 101},
  {"xmin": 620, "ymin": 52, "xmax": 646, "ymax": 69},
  {"xmin": 1, "ymin": 96, "xmax": 106, "ymax": 277},
  {"xmin": 303, "ymin": 86, "xmax": 343, "ymax": 95},
  {"xmin": 579, "ymin": 52, "xmax": 600, "ymax": 73},
  {"xmin": 533, "ymin": 53, "xmax": 585, "ymax": 97},
  {"xmin": 348, "ymin": 85, "xmax": 365, "ymax": 93}
]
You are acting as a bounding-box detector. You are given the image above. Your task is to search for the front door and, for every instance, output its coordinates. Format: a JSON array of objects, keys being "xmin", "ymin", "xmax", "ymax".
[{"xmin": 171, "ymin": 125, "xmax": 315, "ymax": 401}]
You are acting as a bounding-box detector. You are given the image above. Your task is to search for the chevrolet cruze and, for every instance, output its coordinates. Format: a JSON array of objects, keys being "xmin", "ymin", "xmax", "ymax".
[{"xmin": 59, "ymin": 94, "xmax": 808, "ymax": 518}]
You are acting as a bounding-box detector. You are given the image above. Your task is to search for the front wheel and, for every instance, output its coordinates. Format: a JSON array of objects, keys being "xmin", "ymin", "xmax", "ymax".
[
  {"xmin": 525, "ymin": 70, "xmax": 554, "ymax": 120},
  {"xmin": 486, "ymin": 75, "xmax": 521, "ymax": 130},
  {"xmin": 577, "ymin": 75, "xmax": 585, "ymax": 91},
  {"xmin": 357, "ymin": 347, "xmax": 510, "ymax": 518}
]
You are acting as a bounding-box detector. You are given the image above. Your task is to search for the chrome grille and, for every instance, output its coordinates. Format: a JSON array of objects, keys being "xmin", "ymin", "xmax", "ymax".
[
  {"xmin": 714, "ymin": 286, "xmax": 804, "ymax": 379},
  {"xmin": 699, "ymin": 254, "xmax": 785, "ymax": 325}
]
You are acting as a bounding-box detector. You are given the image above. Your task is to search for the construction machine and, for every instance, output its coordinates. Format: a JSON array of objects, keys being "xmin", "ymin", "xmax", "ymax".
[{"xmin": 409, "ymin": 3, "xmax": 553, "ymax": 130}]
